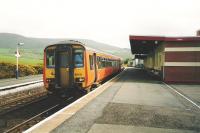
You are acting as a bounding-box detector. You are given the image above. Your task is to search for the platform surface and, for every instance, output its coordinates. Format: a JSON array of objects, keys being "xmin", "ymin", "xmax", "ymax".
[
  {"xmin": 171, "ymin": 84, "xmax": 200, "ymax": 105},
  {"xmin": 29, "ymin": 68, "xmax": 200, "ymax": 133},
  {"xmin": 0, "ymin": 74, "xmax": 42, "ymax": 87}
]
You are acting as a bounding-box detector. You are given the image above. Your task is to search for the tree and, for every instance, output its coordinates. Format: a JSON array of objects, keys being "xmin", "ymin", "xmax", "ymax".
[{"xmin": 123, "ymin": 58, "xmax": 129, "ymax": 64}]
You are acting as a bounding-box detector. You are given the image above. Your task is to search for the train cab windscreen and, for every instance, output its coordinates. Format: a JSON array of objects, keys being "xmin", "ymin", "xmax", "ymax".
[
  {"xmin": 74, "ymin": 49, "xmax": 84, "ymax": 67},
  {"xmin": 46, "ymin": 50, "xmax": 55, "ymax": 68}
]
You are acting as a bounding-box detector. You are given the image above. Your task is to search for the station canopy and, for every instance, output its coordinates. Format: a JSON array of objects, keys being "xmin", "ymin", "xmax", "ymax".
[
  {"xmin": 129, "ymin": 35, "xmax": 200, "ymax": 59},
  {"xmin": 129, "ymin": 36, "xmax": 164, "ymax": 59}
]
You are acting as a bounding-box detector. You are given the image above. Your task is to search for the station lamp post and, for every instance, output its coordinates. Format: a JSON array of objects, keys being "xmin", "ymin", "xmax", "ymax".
[{"xmin": 15, "ymin": 42, "xmax": 24, "ymax": 79}]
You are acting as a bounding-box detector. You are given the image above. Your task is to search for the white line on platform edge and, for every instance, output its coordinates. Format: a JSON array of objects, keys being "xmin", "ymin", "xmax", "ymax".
[
  {"xmin": 163, "ymin": 82, "xmax": 200, "ymax": 110},
  {"xmin": 0, "ymin": 80, "xmax": 43, "ymax": 90}
]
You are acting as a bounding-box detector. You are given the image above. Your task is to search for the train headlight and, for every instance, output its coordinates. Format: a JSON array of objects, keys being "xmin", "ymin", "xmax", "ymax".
[
  {"xmin": 46, "ymin": 79, "xmax": 50, "ymax": 83},
  {"xmin": 75, "ymin": 77, "xmax": 85, "ymax": 82},
  {"xmin": 46, "ymin": 78, "xmax": 54, "ymax": 83}
]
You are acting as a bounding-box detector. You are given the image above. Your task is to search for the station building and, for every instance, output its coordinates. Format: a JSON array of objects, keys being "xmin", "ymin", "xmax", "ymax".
[{"xmin": 129, "ymin": 35, "xmax": 200, "ymax": 83}]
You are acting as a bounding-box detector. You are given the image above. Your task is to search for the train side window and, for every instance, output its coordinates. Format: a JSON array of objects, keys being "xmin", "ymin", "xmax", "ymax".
[
  {"xmin": 46, "ymin": 50, "xmax": 55, "ymax": 68},
  {"xmin": 102, "ymin": 58, "xmax": 106, "ymax": 68},
  {"xmin": 107, "ymin": 59, "xmax": 110, "ymax": 67},
  {"xmin": 113, "ymin": 61, "xmax": 115, "ymax": 67},
  {"xmin": 89, "ymin": 55, "xmax": 94, "ymax": 70},
  {"xmin": 109, "ymin": 59, "xmax": 112, "ymax": 67},
  {"xmin": 106, "ymin": 59, "xmax": 108, "ymax": 67},
  {"xmin": 97, "ymin": 57, "xmax": 101, "ymax": 69},
  {"xmin": 99, "ymin": 57, "xmax": 102, "ymax": 68},
  {"xmin": 106, "ymin": 59, "xmax": 109, "ymax": 67},
  {"xmin": 104, "ymin": 58, "xmax": 107, "ymax": 67}
]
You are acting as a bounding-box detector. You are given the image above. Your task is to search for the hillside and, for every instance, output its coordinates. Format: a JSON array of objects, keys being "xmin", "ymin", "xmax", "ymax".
[
  {"xmin": 0, "ymin": 33, "xmax": 61, "ymax": 49},
  {"xmin": 0, "ymin": 33, "xmax": 132, "ymax": 64}
]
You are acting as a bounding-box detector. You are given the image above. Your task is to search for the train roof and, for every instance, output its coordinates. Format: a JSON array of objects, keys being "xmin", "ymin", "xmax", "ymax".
[{"xmin": 45, "ymin": 40, "xmax": 122, "ymax": 60}]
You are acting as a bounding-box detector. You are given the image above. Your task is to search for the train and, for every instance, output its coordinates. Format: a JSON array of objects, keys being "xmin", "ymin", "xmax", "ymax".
[{"xmin": 43, "ymin": 40, "xmax": 122, "ymax": 95}]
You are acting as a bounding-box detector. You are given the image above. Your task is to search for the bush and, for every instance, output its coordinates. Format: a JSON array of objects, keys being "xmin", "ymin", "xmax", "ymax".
[
  {"xmin": 0, "ymin": 62, "xmax": 43, "ymax": 79},
  {"xmin": 123, "ymin": 58, "xmax": 129, "ymax": 65},
  {"xmin": 33, "ymin": 65, "xmax": 43, "ymax": 74}
]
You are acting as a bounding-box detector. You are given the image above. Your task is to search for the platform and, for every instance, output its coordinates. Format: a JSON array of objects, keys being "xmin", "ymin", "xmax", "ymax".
[
  {"xmin": 26, "ymin": 68, "xmax": 200, "ymax": 133},
  {"xmin": 0, "ymin": 74, "xmax": 42, "ymax": 88}
]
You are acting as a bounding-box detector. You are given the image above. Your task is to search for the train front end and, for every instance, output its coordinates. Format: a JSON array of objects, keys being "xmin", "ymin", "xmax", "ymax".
[{"xmin": 43, "ymin": 42, "xmax": 86, "ymax": 94}]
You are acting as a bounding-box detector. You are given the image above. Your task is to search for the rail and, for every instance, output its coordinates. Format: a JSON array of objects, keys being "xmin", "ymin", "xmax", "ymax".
[{"xmin": 4, "ymin": 104, "xmax": 59, "ymax": 133}]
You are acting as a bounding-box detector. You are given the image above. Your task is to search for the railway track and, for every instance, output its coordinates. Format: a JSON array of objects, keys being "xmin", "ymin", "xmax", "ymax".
[
  {"xmin": 0, "ymin": 79, "xmax": 84, "ymax": 133},
  {"xmin": 0, "ymin": 72, "xmax": 120, "ymax": 133},
  {"xmin": 0, "ymin": 81, "xmax": 46, "ymax": 114},
  {"xmin": 4, "ymin": 104, "xmax": 59, "ymax": 133},
  {"xmin": 0, "ymin": 93, "xmax": 77, "ymax": 133}
]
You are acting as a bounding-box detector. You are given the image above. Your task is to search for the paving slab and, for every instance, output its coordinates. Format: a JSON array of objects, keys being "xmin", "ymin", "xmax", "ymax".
[
  {"xmin": 112, "ymin": 82, "xmax": 184, "ymax": 108},
  {"xmin": 96, "ymin": 103, "xmax": 200, "ymax": 131}
]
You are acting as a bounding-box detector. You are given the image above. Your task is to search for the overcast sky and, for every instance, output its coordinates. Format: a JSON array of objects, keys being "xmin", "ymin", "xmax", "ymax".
[{"xmin": 0, "ymin": 0, "xmax": 200, "ymax": 48}]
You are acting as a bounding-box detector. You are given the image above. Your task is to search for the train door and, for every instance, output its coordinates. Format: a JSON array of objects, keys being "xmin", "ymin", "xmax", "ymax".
[
  {"xmin": 55, "ymin": 46, "xmax": 73, "ymax": 89},
  {"xmin": 94, "ymin": 53, "xmax": 98, "ymax": 82}
]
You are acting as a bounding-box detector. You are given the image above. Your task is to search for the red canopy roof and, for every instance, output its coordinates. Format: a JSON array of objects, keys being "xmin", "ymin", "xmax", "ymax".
[{"xmin": 129, "ymin": 35, "xmax": 200, "ymax": 54}]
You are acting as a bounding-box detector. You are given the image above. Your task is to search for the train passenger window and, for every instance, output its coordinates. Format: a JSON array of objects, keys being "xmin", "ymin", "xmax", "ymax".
[
  {"xmin": 46, "ymin": 50, "xmax": 55, "ymax": 68},
  {"xmin": 112, "ymin": 60, "xmax": 115, "ymax": 67},
  {"xmin": 97, "ymin": 57, "xmax": 102, "ymax": 69},
  {"xmin": 89, "ymin": 55, "xmax": 94, "ymax": 70},
  {"xmin": 106, "ymin": 59, "xmax": 109, "ymax": 67},
  {"xmin": 105, "ymin": 59, "xmax": 108, "ymax": 67},
  {"xmin": 108, "ymin": 59, "xmax": 112, "ymax": 67},
  {"xmin": 114, "ymin": 61, "xmax": 116, "ymax": 67},
  {"xmin": 74, "ymin": 49, "xmax": 84, "ymax": 67},
  {"xmin": 102, "ymin": 58, "xmax": 106, "ymax": 68}
]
